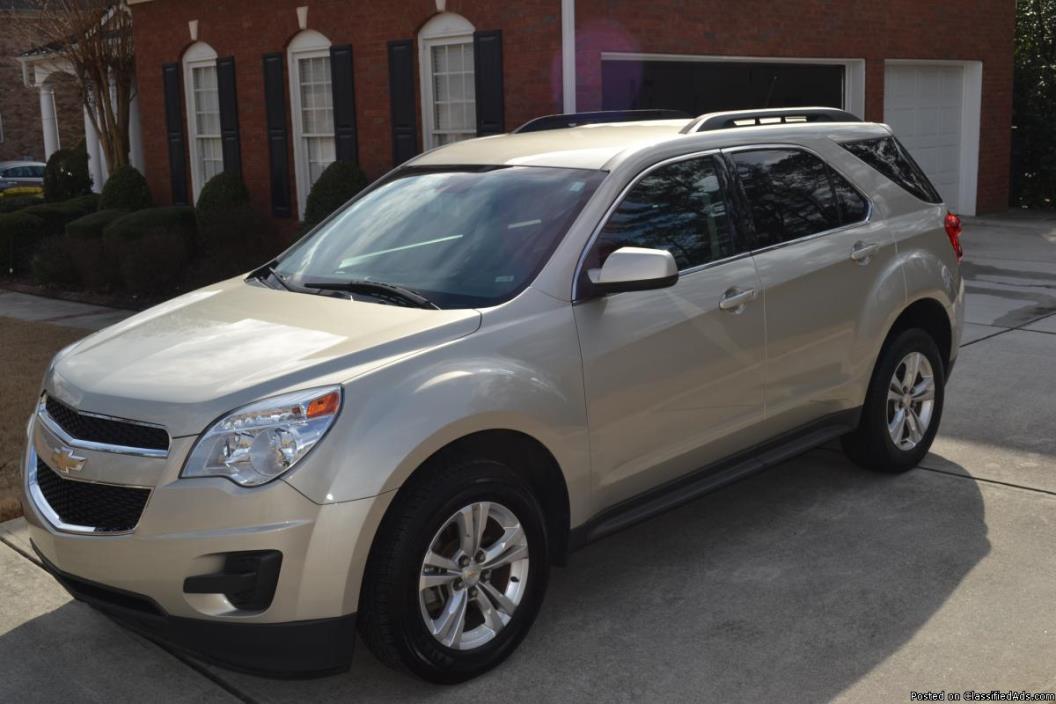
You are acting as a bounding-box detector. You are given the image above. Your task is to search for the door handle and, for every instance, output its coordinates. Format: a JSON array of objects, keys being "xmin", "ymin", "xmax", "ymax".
[
  {"xmin": 850, "ymin": 241, "xmax": 881, "ymax": 264},
  {"xmin": 719, "ymin": 287, "xmax": 758, "ymax": 312}
]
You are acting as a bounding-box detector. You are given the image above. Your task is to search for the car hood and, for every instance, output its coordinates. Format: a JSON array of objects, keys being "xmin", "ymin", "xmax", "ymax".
[{"xmin": 46, "ymin": 279, "xmax": 482, "ymax": 436}]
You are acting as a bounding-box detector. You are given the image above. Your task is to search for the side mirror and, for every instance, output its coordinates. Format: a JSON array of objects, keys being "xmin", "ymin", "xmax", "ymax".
[{"xmin": 588, "ymin": 246, "xmax": 679, "ymax": 295}]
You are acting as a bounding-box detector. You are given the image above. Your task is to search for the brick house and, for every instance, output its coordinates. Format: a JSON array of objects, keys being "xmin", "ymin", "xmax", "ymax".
[
  {"xmin": 126, "ymin": 0, "xmax": 1015, "ymax": 219},
  {"xmin": 0, "ymin": 0, "xmax": 83, "ymax": 164}
]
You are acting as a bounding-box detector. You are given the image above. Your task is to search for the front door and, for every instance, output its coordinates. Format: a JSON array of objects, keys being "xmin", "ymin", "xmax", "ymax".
[{"xmin": 574, "ymin": 153, "xmax": 766, "ymax": 510}]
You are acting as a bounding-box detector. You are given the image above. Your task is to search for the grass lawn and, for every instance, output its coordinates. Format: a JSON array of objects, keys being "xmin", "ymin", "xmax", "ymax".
[{"xmin": 0, "ymin": 317, "xmax": 88, "ymax": 522}]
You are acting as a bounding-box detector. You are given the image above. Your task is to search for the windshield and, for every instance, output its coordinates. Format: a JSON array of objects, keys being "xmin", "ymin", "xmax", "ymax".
[{"xmin": 274, "ymin": 165, "xmax": 606, "ymax": 308}]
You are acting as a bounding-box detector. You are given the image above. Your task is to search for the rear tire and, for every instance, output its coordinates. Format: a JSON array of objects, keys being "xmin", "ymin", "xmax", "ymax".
[
  {"xmin": 359, "ymin": 451, "xmax": 549, "ymax": 683},
  {"xmin": 842, "ymin": 328, "xmax": 946, "ymax": 473}
]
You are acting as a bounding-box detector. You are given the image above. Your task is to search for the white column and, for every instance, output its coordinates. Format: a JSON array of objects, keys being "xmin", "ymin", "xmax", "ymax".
[
  {"xmin": 128, "ymin": 81, "xmax": 145, "ymax": 172},
  {"xmin": 561, "ymin": 0, "xmax": 576, "ymax": 113},
  {"xmin": 39, "ymin": 85, "xmax": 60, "ymax": 159},
  {"xmin": 83, "ymin": 107, "xmax": 105, "ymax": 192}
]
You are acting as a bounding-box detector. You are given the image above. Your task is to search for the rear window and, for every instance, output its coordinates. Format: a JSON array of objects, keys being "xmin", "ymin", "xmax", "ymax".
[{"xmin": 840, "ymin": 137, "xmax": 942, "ymax": 204}]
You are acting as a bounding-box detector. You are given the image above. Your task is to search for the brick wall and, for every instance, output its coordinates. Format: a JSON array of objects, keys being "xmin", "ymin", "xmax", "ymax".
[
  {"xmin": 130, "ymin": 0, "xmax": 563, "ymax": 218},
  {"xmin": 0, "ymin": 10, "xmax": 84, "ymax": 163},
  {"xmin": 574, "ymin": 0, "xmax": 1016, "ymax": 213},
  {"xmin": 130, "ymin": 0, "xmax": 1014, "ymax": 215}
]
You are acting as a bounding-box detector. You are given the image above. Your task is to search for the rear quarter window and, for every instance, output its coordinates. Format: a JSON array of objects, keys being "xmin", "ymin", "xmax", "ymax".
[{"xmin": 840, "ymin": 136, "xmax": 942, "ymax": 204}]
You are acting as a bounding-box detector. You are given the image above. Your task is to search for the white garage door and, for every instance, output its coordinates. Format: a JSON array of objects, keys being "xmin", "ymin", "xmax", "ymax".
[{"xmin": 884, "ymin": 64, "xmax": 965, "ymax": 213}]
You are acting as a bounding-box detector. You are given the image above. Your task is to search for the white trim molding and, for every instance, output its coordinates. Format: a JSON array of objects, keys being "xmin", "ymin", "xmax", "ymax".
[
  {"xmin": 287, "ymin": 29, "xmax": 335, "ymax": 219},
  {"xmin": 182, "ymin": 41, "xmax": 220, "ymax": 202},
  {"xmin": 418, "ymin": 12, "xmax": 477, "ymax": 150},
  {"xmin": 561, "ymin": 0, "xmax": 576, "ymax": 113},
  {"xmin": 600, "ymin": 52, "xmax": 867, "ymax": 120},
  {"xmin": 884, "ymin": 59, "xmax": 983, "ymax": 216}
]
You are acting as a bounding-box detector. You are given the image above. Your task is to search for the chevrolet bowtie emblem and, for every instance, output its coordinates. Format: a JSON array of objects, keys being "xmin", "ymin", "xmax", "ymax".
[{"xmin": 50, "ymin": 446, "xmax": 86, "ymax": 474}]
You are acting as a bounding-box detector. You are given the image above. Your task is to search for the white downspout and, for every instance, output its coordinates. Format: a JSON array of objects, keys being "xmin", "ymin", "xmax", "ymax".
[{"xmin": 561, "ymin": 0, "xmax": 576, "ymax": 113}]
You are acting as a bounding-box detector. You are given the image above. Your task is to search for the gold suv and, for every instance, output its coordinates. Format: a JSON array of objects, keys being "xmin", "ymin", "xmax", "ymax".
[{"xmin": 22, "ymin": 108, "xmax": 964, "ymax": 682}]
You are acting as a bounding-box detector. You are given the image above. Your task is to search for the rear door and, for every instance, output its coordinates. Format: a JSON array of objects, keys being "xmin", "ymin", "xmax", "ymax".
[
  {"xmin": 726, "ymin": 146, "xmax": 895, "ymax": 433},
  {"xmin": 574, "ymin": 152, "xmax": 766, "ymax": 509}
]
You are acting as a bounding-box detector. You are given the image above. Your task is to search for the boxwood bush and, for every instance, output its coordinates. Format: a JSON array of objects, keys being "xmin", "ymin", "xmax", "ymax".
[
  {"xmin": 66, "ymin": 209, "xmax": 129, "ymax": 289},
  {"xmin": 302, "ymin": 161, "xmax": 367, "ymax": 231},
  {"xmin": 31, "ymin": 235, "xmax": 79, "ymax": 286},
  {"xmin": 103, "ymin": 206, "xmax": 197, "ymax": 294},
  {"xmin": 99, "ymin": 165, "xmax": 153, "ymax": 212},
  {"xmin": 43, "ymin": 143, "xmax": 92, "ymax": 202},
  {"xmin": 0, "ymin": 195, "xmax": 44, "ymax": 214},
  {"xmin": 193, "ymin": 171, "xmax": 280, "ymax": 283},
  {"xmin": 0, "ymin": 211, "xmax": 47, "ymax": 274}
]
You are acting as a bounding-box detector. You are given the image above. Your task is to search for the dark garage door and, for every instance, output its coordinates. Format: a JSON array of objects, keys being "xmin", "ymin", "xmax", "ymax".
[{"xmin": 602, "ymin": 60, "xmax": 845, "ymax": 116}]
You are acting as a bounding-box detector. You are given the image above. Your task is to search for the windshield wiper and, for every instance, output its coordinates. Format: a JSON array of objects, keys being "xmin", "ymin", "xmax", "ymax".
[{"xmin": 302, "ymin": 279, "xmax": 440, "ymax": 309}]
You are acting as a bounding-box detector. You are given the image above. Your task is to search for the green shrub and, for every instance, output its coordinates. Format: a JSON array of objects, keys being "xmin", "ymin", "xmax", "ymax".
[
  {"xmin": 21, "ymin": 194, "xmax": 99, "ymax": 238},
  {"xmin": 0, "ymin": 211, "xmax": 47, "ymax": 274},
  {"xmin": 31, "ymin": 235, "xmax": 79, "ymax": 286},
  {"xmin": 189, "ymin": 204, "xmax": 282, "ymax": 284},
  {"xmin": 103, "ymin": 207, "xmax": 197, "ymax": 294},
  {"xmin": 99, "ymin": 165, "xmax": 153, "ymax": 211},
  {"xmin": 66, "ymin": 209, "xmax": 128, "ymax": 289},
  {"xmin": 0, "ymin": 195, "xmax": 44, "ymax": 214},
  {"xmin": 302, "ymin": 161, "xmax": 367, "ymax": 230},
  {"xmin": 196, "ymin": 171, "xmax": 250, "ymax": 216},
  {"xmin": 43, "ymin": 143, "xmax": 92, "ymax": 202}
]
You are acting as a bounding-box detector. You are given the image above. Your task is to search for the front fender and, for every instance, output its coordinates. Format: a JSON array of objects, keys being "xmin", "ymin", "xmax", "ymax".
[{"xmin": 284, "ymin": 293, "xmax": 591, "ymax": 523}]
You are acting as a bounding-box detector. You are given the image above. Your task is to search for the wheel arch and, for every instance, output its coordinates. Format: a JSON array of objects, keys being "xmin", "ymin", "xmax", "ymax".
[{"xmin": 883, "ymin": 297, "xmax": 954, "ymax": 373}]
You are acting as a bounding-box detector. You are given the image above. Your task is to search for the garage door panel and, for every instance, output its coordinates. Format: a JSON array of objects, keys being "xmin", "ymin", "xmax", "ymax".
[{"xmin": 885, "ymin": 63, "xmax": 965, "ymax": 212}]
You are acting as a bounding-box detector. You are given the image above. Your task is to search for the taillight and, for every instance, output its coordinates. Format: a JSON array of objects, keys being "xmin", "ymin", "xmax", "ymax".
[{"xmin": 944, "ymin": 212, "xmax": 964, "ymax": 261}]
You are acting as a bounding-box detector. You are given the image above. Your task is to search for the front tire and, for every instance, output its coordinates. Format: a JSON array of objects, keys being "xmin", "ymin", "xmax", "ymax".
[
  {"xmin": 842, "ymin": 328, "xmax": 946, "ymax": 473},
  {"xmin": 359, "ymin": 451, "xmax": 549, "ymax": 683}
]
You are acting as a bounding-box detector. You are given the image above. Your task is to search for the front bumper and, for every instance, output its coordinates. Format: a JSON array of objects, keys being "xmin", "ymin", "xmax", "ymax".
[
  {"xmin": 22, "ymin": 411, "xmax": 394, "ymax": 676},
  {"xmin": 34, "ymin": 545, "xmax": 356, "ymax": 677}
]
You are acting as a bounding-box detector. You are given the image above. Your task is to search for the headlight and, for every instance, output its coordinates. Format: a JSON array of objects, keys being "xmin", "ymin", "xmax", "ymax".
[{"xmin": 182, "ymin": 386, "xmax": 342, "ymax": 487}]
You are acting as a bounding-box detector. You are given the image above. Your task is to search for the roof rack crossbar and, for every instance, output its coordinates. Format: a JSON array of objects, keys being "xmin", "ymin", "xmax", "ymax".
[
  {"xmin": 681, "ymin": 107, "xmax": 862, "ymax": 134},
  {"xmin": 513, "ymin": 109, "xmax": 691, "ymax": 134}
]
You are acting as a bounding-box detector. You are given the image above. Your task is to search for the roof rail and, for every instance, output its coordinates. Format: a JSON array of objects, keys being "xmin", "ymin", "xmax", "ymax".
[
  {"xmin": 513, "ymin": 109, "xmax": 691, "ymax": 134},
  {"xmin": 680, "ymin": 107, "xmax": 861, "ymax": 134}
]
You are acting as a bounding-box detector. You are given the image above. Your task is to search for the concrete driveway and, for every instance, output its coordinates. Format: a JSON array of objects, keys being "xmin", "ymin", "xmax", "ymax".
[{"xmin": 2, "ymin": 212, "xmax": 1055, "ymax": 703}]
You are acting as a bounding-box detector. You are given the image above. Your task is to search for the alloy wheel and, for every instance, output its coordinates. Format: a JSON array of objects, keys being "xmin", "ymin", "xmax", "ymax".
[
  {"xmin": 886, "ymin": 351, "xmax": 936, "ymax": 451},
  {"xmin": 418, "ymin": 501, "xmax": 530, "ymax": 651}
]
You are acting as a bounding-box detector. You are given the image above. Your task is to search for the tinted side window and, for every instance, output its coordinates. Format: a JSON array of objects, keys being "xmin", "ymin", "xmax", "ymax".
[
  {"xmin": 593, "ymin": 155, "xmax": 739, "ymax": 271},
  {"xmin": 731, "ymin": 149, "xmax": 840, "ymax": 247},
  {"xmin": 28, "ymin": 166, "xmax": 45, "ymax": 177},
  {"xmin": 841, "ymin": 137, "xmax": 942, "ymax": 204},
  {"xmin": 830, "ymin": 169, "xmax": 869, "ymax": 224}
]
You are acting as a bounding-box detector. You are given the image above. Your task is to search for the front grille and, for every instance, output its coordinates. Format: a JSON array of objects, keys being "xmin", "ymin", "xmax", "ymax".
[
  {"xmin": 45, "ymin": 396, "xmax": 169, "ymax": 452},
  {"xmin": 35, "ymin": 458, "xmax": 151, "ymax": 532}
]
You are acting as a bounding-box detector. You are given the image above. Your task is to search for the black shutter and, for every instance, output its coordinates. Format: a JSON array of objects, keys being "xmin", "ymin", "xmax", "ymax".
[
  {"xmin": 162, "ymin": 63, "xmax": 188, "ymax": 205},
  {"xmin": 473, "ymin": 30, "xmax": 505, "ymax": 135},
  {"xmin": 329, "ymin": 44, "xmax": 358, "ymax": 163},
  {"xmin": 262, "ymin": 52, "xmax": 292, "ymax": 218},
  {"xmin": 217, "ymin": 56, "xmax": 241, "ymax": 177},
  {"xmin": 388, "ymin": 40, "xmax": 418, "ymax": 165}
]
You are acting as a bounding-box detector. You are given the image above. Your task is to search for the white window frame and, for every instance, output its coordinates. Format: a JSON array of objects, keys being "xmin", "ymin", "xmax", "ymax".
[
  {"xmin": 182, "ymin": 41, "xmax": 222, "ymax": 203},
  {"xmin": 288, "ymin": 29, "xmax": 334, "ymax": 220},
  {"xmin": 418, "ymin": 12, "xmax": 477, "ymax": 150}
]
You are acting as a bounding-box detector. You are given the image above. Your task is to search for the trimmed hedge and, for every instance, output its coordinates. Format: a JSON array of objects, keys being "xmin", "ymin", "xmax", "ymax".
[
  {"xmin": 0, "ymin": 195, "xmax": 44, "ymax": 214},
  {"xmin": 0, "ymin": 211, "xmax": 47, "ymax": 274},
  {"xmin": 191, "ymin": 171, "xmax": 281, "ymax": 282},
  {"xmin": 31, "ymin": 236, "xmax": 79, "ymax": 286},
  {"xmin": 302, "ymin": 161, "xmax": 367, "ymax": 231},
  {"xmin": 99, "ymin": 165, "xmax": 152, "ymax": 212},
  {"xmin": 66, "ymin": 209, "xmax": 129, "ymax": 289},
  {"xmin": 196, "ymin": 171, "xmax": 249, "ymax": 215},
  {"xmin": 21, "ymin": 194, "xmax": 100, "ymax": 238},
  {"xmin": 43, "ymin": 144, "xmax": 92, "ymax": 202},
  {"xmin": 103, "ymin": 207, "xmax": 197, "ymax": 295}
]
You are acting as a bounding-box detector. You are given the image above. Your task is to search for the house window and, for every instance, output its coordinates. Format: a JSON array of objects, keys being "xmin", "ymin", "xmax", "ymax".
[
  {"xmin": 419, "ymin": 13, "xmax": 476, "ymax": 149},
  {"xmin": 288, "ymin": 30, "xmax": 335, "ymax": 219},
  {"xmin": 182, "ymin": 42, "xmax": 221, "ymax": 201}
]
